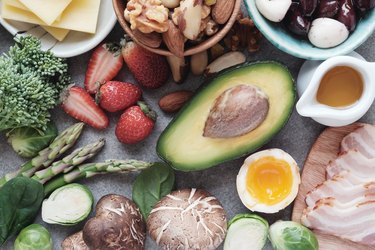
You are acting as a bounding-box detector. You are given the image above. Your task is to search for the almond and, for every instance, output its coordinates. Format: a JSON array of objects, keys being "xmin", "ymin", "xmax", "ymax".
[
  {"xmin": 133, "ymin": 30, "xmax": 162, "ymax": 48},
  {"xmin": 212, "ymin": 0, "xmax": 235, "ymax": 24},
  {"xmin": 163, "ymin": 20, "xmax": 185, "ymax": 58},
  {"xmin": 159, "ymin": 91, "xmax": 194, "ymax": 113}
]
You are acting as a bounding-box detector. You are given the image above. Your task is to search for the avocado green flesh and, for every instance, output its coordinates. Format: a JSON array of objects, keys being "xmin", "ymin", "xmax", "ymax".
[{"xmin": 157, "ymin": 62, "xmax": 295, "ymax": 171}]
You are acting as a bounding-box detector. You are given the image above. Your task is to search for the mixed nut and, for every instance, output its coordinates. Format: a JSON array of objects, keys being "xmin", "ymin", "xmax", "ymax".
[{"xmin": 124, "ymin": 0, "xmax": 236, "ymax": 57}]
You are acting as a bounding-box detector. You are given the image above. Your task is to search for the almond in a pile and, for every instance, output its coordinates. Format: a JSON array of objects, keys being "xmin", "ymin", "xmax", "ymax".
[
  {"xmin": 163, "ymin": 20, "xmax": 185, "ymax": 58},
  {"xmin": 159, "ymin": 91, "xmax": 194, "ymax": 113},
  {"xmin": 212, "ymin": 0, "xmax": 235, "ymax": 24}
]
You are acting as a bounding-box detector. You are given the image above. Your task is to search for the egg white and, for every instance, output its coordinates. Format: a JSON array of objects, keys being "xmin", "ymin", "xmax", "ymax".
[{"xmin": 236, "ymin": 148, "xmax": 301, "ymax": 213}]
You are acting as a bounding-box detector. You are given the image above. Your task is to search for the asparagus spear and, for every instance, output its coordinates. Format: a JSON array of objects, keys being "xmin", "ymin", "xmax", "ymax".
[
  {"xmin": 43, "ymin": 160, "xmax": 153, "ymax": 196},
  {"xmin": 32, "ymin": 139, "xmax": 105, "ymax": 184},
  {"xmin": 0, "ymin": 123, "xmax": 84, "ymax": 187}
]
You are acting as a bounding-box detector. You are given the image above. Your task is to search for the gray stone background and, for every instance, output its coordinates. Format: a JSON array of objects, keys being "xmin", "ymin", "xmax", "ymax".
[{"xmin": 0, "ymin": 4, "xmax": 374, "ymax": 250}]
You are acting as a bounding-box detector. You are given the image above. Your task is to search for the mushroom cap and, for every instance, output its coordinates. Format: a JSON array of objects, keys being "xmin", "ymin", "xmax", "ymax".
[
  {"xmin": 147, "ymin": 188, "xmax": 227, "ymax": 250},
  {"xmin": 82, "ymin": 194, "xmax": 146, "ymax": 250},
  {"xmin": 61, "ymin": 231, "xmax": 89, "ymax": 250}
]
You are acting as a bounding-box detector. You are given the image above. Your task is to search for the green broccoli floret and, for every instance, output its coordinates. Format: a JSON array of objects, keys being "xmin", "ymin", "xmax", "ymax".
[{"xmin": 0, "ymin": 36, "xmax": 70, "ymax": 132}]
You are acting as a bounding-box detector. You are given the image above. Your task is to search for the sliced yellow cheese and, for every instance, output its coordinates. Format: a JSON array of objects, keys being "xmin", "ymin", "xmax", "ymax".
[
  {"xmin": 1, "ymin": 0, "xmax": 101, "ymax": 34},
  {"xmin": 59, "ymin": 0, "xmax": 101, "ymax": 34},
  {"xmin": 18, "ymin": 0, "xmax": 72, "ymax": 25},
  {"xmin": 4, "ymin": 0, "xmax": 25, "ymax": 9},
  {"xmin": 5, "ymin": 0, "xmax": 62, "ymax": 22},
  {"xmin": 41, "ymin": 26, "xmax": 70, "ymax": 41}
]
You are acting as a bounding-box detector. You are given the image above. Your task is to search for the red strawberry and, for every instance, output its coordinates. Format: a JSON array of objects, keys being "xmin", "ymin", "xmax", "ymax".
[
  {"xmin": 61, "ymin": 86, "xmax": 109, "ymax": 130},
  {"xmin": 115, "ymin": 102, "xmax": 156, "ymax": 144},
  {"xmin": 98, "ymin": 81, "xmax": 142, "ymax": 112},
  {"xmin": 85, "ymin": 42, "xmax": 124, "ymax": 94},
  {"xmin": 121, "ymin": 40, "xmax": 169, "ymax": 89}
]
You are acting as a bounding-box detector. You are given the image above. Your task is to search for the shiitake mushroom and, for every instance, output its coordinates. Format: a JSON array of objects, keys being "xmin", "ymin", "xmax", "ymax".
[
  {"xmin": 284, "ymin": 2, "xmax": 312, "ymax": 36},
  {"xmin": 147, "ymin": 189, "xmax": 227, "ymax": 250},
  {"xmin": 82, "ymin": 194, "xmax": 146, "ymax": 250}
]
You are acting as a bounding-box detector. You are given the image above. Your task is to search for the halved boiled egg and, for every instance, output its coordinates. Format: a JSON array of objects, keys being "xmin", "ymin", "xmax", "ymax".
[{"xmin": 236, "ymin": 148, "xmax": 300, "ymax": 213}]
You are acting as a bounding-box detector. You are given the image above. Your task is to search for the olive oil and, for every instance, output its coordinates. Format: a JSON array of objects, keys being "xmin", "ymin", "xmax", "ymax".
[{"xmin": 316, "ymin": 66, "xmax": 363, "ymax": 107}]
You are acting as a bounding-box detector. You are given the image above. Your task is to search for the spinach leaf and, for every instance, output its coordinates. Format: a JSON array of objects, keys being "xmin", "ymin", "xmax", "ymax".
[
  {"xmin": 0, "ymin": 177, "xmax": 44, "ymax": 246},
  {"xmin": 132, "ymin": 163, "xmax": 175, "ymax": 220}
]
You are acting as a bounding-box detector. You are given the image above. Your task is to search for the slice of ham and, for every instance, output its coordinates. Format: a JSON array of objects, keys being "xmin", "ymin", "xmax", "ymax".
[
  {"xmin": 326, "ymin": 150, "xmax": 375, "ymax": 179},
  {"xmin": 306, "ymin": 171, "xmax": 375, "ymax": 207},
  {"xmin": 302, "ymin": 198, "xmax": 375, "ymax": 245},
  {"xmin": 340, "ymin": 124, "xmax": 375, "ymax": 158}
]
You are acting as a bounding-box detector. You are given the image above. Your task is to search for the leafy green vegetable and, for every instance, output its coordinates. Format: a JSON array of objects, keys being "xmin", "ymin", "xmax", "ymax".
[
  {"xmin": 269, "ymin": 221, "xmax": 319, "ymax": 250},
  {"xmin": 132, "ymin": 163, "xmax": 175, "ymax": 219},
  {"xmin": 14, "ymin": 224, "xmax": 52, "ymax": 250},
  {"xmin": 7, "ymin": 122, "xmax": 58, "ymax": 158},
  {"xmin": 224, "ymin": 214, "xmax": 269, "ymax": 250},
  {"xmin": 0, "ymin": 177, "xmax": 44, "ymax": 246},
  {"xmin": 0, "ymin": 35, "xmax": 70, "ymax": 132}
]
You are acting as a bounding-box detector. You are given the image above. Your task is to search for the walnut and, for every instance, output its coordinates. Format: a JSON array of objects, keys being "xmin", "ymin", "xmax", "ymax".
[
  {"xmin": 125, "ymin": 0, "xmax": 169, "ymax": 33},
  {"xmin": 224, "ymin": 17, "xmax": 262, "ymax": 52}
]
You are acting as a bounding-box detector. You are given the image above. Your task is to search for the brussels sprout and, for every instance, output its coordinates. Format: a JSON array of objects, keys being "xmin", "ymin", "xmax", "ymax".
[
  {"xmin": 269, "ymin": 221, "xmax": 319, "ymax": 250},
  {"xmin": 224, "ymin": 214, "xmax": 269, "ymax": 250},
  {"xmin": 7, "ymin": 122, "xmax": 58, "ymax": 158},
  {"xmin": 14, "ymin": 224, "xmax": 52, "ymax": 250},
  {"xmin": 42, "ymin": 183, "xmax": 93, "ymax": 225}
]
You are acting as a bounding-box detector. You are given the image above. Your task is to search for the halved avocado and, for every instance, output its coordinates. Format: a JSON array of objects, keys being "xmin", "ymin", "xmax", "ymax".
[{"xmin": 157, "ymin": 62, "xmax": 295, "ymax": 171}]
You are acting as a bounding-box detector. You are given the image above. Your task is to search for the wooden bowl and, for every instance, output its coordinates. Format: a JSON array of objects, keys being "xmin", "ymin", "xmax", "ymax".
[{"xmin": 112, "ymin": 0, "xmax": 242, "ymax": 57}]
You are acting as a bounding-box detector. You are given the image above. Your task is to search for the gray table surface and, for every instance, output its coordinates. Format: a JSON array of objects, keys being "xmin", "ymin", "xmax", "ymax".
[{"xmin": 0, "ymin": 9, "xmax": 374, "ymax": 250}]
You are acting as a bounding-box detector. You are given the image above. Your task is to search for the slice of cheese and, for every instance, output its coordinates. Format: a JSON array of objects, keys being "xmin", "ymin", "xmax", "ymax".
[
  {"xmin": 58, "ymin": 0, "xmax": 101, "ymax": 34},
  {"xmin": 5, "ymin": 0, "xmax": 62, "ymax": 22},
  {"xmin": 18, "ymin": 0, "xmax": 72, "ymax": 25},
  {"xmin": 41, "ymin": 26, "xmax": 70, "ymax": 41},
  {"xmin": 0, "ymin": 1, "xmax": 69, "ymax": 41},
  {"xmin": 1, "ymin": 0, "xmax": 101, "ymax": 34},
  {"xmin": 4, "ymin": 0, "xmax": 25, "ymax": 9}
]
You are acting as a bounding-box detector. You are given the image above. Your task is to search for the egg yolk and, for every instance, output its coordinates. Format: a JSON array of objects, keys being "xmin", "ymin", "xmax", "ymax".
[{"xmin": 246, "ymin": 156, "xmax": 293, "ymax": 206}]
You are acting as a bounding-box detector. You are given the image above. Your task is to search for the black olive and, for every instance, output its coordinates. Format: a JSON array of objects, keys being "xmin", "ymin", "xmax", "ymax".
[
  {"xmin": 317, "ymin": 0, "xmax": 340, "ymax": 17},
  {"xmin": 337, "ymin": 0, "xmax": 357, "ymax": 32},
  {"xmin": 353, "ymin": 0, "xmax": 375, "ymax": 11},
  {"xmin": 284, "ymin": 2, "xmax": 312, "ymax": 36},
  {"xmin": 301, "ymin": 0, "xmax": 319, "ymax": 16}
]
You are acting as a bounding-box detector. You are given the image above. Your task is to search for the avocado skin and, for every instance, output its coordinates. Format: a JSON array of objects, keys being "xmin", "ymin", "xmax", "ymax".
[{"xmin": 157, "ymin": 61, "xmax": 296, "ymax": 171}]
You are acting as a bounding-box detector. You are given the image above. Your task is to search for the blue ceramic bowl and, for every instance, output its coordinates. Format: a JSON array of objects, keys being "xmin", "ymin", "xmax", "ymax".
[{"xmin": 244, "ymin": 0, "xmax": 375, "ymax": 60}]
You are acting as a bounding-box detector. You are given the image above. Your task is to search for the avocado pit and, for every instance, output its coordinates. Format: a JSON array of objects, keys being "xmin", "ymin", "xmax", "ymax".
[{"xmin": 203, "ymin": 84, "xmax": 269, "ymax": 138}]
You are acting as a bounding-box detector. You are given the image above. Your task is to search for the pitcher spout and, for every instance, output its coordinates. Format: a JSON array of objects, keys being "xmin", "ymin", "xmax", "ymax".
[{"xmin": 296, "ymin": 101, "xmax": 328, "ymax": 119}]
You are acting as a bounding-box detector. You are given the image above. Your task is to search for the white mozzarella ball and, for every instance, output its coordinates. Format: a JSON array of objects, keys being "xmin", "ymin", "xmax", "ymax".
[
  {"xmin": 255, "ymin": 0, "xmax": 292, "ymax": 22},
  {"xmin": 308, "ymin": 18, "xmax": 349, "ymax": 48}
]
